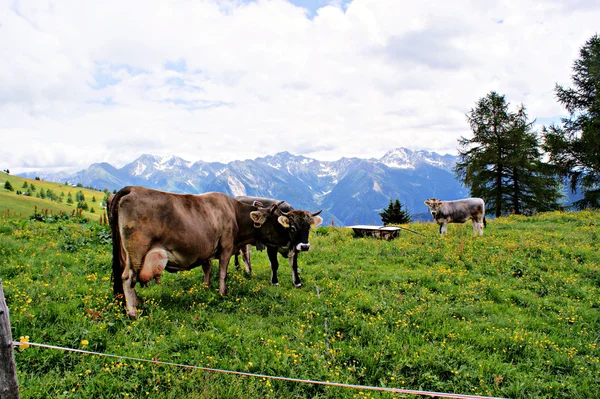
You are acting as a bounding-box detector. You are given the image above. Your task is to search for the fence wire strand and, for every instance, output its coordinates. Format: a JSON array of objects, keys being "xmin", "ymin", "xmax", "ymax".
[{"xmin": 12, "ymin": 340, "xmax": 507, "ymax": 399}]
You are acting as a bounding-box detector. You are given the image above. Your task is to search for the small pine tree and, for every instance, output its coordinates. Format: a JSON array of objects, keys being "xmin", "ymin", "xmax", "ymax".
[
  {"xmin": 90, "ymin": 207, "xmax": 95, "ymax": 213},
  {"xmin": 4, "ymin": 181, "xmax": 14, "ymax": 191},
  {"xmin": 29, "ymin": 184, "xmax": 36, "ymax": 192},
  {"xmin": 39, "ymin": 189, "xmax": 46, "ymax": 199},
  {"xmin": 66, "ymin": 192, "xmax": 73, "ymax": 205},
  {"xmin": 379, "ymin": 198, "xmax": 411, "ymax": 225},
  {"xmin": 22, "ymin": 182, "xmax": 29, "ymax": 189},
  {"xmin": 92, "ymin": 196, "xmax": 96, "ymax": 202}
]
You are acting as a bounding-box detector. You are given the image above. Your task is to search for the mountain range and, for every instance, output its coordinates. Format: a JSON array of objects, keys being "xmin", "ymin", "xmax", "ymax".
[{"xmin": 19, "ymin": 148, "xmax": 468, "ymax": 225}]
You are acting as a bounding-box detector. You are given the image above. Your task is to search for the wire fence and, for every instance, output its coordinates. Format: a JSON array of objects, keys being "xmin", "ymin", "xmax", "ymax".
[{"xmin": 12, "ymin": 340, "xmax": 508, "ymax": 399}]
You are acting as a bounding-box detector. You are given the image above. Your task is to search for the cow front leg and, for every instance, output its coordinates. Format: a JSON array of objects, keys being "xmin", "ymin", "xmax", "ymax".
[
  {"xmin": 289, "ymin": 251, "xmax": 302, "ymax": 287},
  {"xmin": 267, "ymin": 246, "xmax": 280, "ymax": 286},
  {"xmin": 241, "ymin": 244, "xmax": 252, "ymax": 275},
  {"xmin": 439, "ymin": 222, "xmax": 448, "ymax": 235},
  {"xmin": 202, "ymin": 261, "xmax": 212, "ymax": 288},
  {"xmin": 218, "ymin": 252, "xmax": 233, "ymax": 296}
]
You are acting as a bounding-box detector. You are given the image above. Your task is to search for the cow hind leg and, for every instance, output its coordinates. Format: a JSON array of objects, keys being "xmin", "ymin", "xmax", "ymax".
[{"xmin": 121, "ymin": 251, "xmax": 141, "ymax": 319}]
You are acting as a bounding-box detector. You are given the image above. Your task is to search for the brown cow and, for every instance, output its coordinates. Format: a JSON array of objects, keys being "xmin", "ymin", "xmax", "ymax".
[
  {"xmin": 234, "ymin": 196, "xmax": 323, "ymax": 287},
  {"xmin": 108, "ymin": 186, "xmax": 291, "ymax": 318}
]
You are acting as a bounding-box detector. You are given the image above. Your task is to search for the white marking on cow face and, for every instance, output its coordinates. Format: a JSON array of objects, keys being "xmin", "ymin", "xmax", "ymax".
[{"xmin": 296, "ymin": 243, "xmax": 310, "ymax": 251}]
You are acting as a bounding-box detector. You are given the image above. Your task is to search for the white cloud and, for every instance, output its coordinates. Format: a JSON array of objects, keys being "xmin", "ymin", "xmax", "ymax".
[{"xmin": 1, "ymin": 0, "xmax": 598, "ymax": 173}]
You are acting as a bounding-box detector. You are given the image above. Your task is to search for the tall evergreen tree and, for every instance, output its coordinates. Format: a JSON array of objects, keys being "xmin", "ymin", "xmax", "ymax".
[
  {"xmin": 379, "ymin": 198, "xmax": 411, "ymax": 225},
  {"xmin": 543, "ymin": 34, "xmax": 600, "ymax": 209},
  {"xmin": 456, "ymin": 91, "xmax": 561, "ymax": 217},
  {"xmin": 4, "ymin": 181, "xmax": 14, "ymax": 191}
]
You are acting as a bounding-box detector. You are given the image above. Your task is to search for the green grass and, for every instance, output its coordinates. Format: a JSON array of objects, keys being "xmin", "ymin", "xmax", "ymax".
[
  {"xmin": 1, "ymin": 172, "xmax": 104, "ymax": 221},
  {"xmin": 1, "ymin": 211, "xmax": 599, "ymax": 398}
]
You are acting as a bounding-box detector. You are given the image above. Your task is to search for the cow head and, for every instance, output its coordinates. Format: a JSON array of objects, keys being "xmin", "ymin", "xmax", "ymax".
[
  {"xmin": 424, "ymin": 198, "xmax": 443, "ymax": 219},
  {"xmin": 277, "ymin": 209, "xmax": 323, "ymax": 252},
  {"xmin": 249, "ymin": 201, "xmax": 283, "ymax": 228}
]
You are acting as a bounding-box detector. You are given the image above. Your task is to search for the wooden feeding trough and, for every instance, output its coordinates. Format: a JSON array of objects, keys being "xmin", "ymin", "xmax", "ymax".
[{"xmin": 348, "ymin": 225, "xmax": 402, "ymax": 241}]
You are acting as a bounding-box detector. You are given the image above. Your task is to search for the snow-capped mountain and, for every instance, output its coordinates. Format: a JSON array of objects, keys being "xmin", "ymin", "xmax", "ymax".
[{"xmin": 20, "ymin": 148, "xmax": 467, "ymax": 225}]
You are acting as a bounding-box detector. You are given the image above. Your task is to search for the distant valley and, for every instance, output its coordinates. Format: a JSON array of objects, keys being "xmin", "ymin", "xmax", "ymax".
[{"xmin": 19, "ymin": 148, "xmax": 468, "ymax": 225}]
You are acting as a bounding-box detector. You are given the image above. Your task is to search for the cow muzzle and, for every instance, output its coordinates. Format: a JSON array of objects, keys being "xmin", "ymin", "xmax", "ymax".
[{"xmin": 296, "ymin": 243, "xmax": 311, "ymax": 251}]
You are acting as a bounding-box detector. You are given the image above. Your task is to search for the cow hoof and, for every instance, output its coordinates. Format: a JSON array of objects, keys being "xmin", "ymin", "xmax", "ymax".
[
  {"xmin": 271, "ymin": 282, "xmax": 280, "ymax": 286},
  {"xmin": 294, "ymin": 283, "xmax": 302, "ymax": 288}
]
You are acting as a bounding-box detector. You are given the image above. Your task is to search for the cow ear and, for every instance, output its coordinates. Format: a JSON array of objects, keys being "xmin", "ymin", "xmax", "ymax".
[
  {"xmin": 310, "ymin": 215, "xmax": 323, "ymax": 228},
  {"xmin": 250, "ymin": 211, "xmax": 265, "ymax": 225},
  {"xmin": 278, "ymin": 215, "xmax": 290, "ymax": 228},
  {"xmin": 424, "ymin": 200, "xmax": 431, "ymax": 206},
  {"xmin": 252, "ymin": 201, "xmax": 265, "ymax": 208}
]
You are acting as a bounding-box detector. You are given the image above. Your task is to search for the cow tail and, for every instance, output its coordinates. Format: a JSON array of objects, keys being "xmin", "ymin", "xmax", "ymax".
[
  {"xmin": 108, "ymin": 187, "xmax": 132, "ymax": 297},
  {"xmin": 483, "ymin": 216, "xmax": 487, "ymax": 228}
]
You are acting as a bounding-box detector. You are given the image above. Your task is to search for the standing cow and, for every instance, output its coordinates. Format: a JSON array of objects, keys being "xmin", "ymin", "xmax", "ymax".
[
  {"xmin": 234, "ymin": 195, "xmax": 323, "ymax": 287},
  {"xmin": 108, "ymin": 186, "xmax": 303, "ymax": 318},
  {"xmin": 424, "ymin": 198, "xmax": 486, "ymax": 236}
]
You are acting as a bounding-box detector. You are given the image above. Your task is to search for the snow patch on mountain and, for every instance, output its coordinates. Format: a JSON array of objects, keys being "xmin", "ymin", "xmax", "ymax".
[{"xmin": 227, "ymin": 176, "xmax": 246, "ymax": 197}]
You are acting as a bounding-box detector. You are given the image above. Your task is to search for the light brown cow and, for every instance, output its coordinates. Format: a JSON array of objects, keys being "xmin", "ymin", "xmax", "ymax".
[
  {"xmin": 108, "ymin": 186, "xmax": 292, "ymax": 318},
  {"xmin": 424, "ymin": 197, "xmax": 486, "ymax": 236}
]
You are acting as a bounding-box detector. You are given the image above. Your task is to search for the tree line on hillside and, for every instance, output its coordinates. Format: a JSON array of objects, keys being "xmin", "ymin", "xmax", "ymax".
[
  {"xmin": 2, "ymin": 180, "xmax": 114, "ymax": 215},
  {"xmin": 381, "ymin": 34, "xmax": 600, "ymax": 223}
]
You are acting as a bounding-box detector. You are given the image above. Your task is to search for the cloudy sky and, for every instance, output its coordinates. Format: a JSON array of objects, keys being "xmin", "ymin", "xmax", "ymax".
[{"xmin": 1, "ymin": 0, "xmax": 598, "ymax": 174}]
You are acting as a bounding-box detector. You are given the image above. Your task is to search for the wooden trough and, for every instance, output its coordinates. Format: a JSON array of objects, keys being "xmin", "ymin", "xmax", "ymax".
[{"xmin": 348, "ymin": 225, "xmax": 402, "ymax": 240}]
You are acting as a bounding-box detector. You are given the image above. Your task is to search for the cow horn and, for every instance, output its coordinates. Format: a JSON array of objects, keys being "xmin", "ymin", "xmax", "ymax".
[
  {"xmin": 311, "ymin": 210, "xmax": 322, "ymax": 217},
  {"xmin": 275, "ymin": 201, "xmax": 289, "ymax": 216}
]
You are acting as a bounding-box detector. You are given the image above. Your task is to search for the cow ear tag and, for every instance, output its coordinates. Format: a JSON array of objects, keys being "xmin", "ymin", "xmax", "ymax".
[
  {"xmin": 278, "ymin": 216, "xmax": 290, "ymax": 228},
  {"xmin": 250, "ymin": 211, "xmax": 264, "ymax": 225},
  {"xmin": 310, "ymin": 215, "xmax": 323, "ymax": 228}
]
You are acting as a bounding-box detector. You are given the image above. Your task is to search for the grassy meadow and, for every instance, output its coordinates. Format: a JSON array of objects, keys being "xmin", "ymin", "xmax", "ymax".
[
  {"xmin": 0, "ymin": 209, "xmax": 599, "ymax": 398},
  {"xmin": 1, "ymin": 172, "xmax": 105, "ymax": 221}
]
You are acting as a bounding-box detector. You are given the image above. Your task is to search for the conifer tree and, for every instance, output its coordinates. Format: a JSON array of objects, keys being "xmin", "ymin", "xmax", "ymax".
[
  {"xmin": 456, "ymin": 91, "xmax": 561, "ymax": 216},
  {"xmin": 4, "ymin": 180, "xmax": 14, "ymax": 191},
  {"xmin": 543, "ymin": 34, "xmax": 600, "ymax": 209},
  {"xmin": 379, "ymin": 198, "xmax": 411, "ymax": 225}
]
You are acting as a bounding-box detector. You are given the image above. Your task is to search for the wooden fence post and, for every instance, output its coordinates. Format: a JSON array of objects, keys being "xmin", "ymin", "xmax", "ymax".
[{"xmin": 0, "ymin": 279, "xmax": 20, "ymax": 399}]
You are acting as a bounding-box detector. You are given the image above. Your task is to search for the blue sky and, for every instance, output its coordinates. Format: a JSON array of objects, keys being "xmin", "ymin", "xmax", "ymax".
[{"xmin": 1, "ymin": 0, "xmax": 598, "ymax": 173}]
